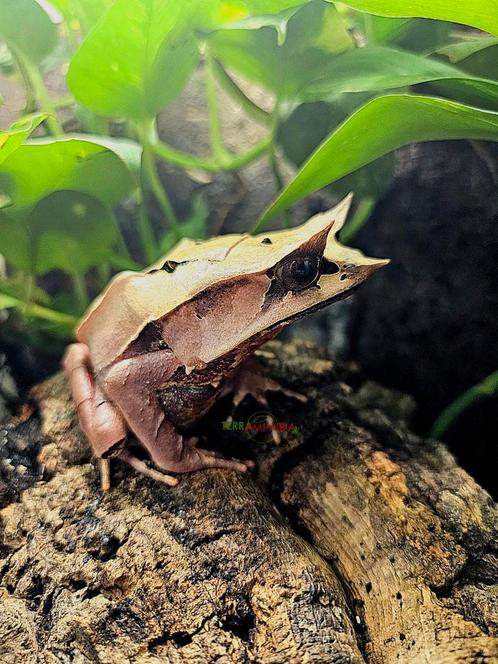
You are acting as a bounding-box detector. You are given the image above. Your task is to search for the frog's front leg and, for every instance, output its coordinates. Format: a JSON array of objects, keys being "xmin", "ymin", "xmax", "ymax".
[
  {"xmin": 224, "ymin": 357, "xmax": 308, "ymax": 409},
  {"xmin": 64, "ymin": 343, "xmax": 129, "ymax": 490},
  {"xmin": 102, "ymin": 351, "xmax": 253, "ymax": 478},
  {"xmin": 222, "ymin": 357, "xmax": 307, "ymax": 444}
]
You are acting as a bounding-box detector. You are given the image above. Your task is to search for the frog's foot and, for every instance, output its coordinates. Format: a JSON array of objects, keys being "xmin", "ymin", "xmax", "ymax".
[
  {"xmin": 224, "ymin": 360, "xmax": 307, "ymax": 445},
  {"xmin": 172, "ymin": 437, "xmax": 255, "ymax": 474},
  {"xmin": 226, "ymin": 359, "xmax": 308, "ymax": 411},
  {"xmin": 118, "ymin": 451, "xmax": 179, "ymax": 487}
]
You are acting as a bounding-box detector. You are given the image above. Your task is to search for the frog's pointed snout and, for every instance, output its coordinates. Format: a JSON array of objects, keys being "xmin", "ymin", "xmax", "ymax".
[{"xmin": 354, "ymin": 256, "xmax": 391, "ymax": 280}]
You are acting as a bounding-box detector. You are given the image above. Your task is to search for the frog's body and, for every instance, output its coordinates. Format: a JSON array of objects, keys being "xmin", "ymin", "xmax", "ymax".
[{"xmin": 64, "ymin": 195, "xmax": 388, "ymax": 489}]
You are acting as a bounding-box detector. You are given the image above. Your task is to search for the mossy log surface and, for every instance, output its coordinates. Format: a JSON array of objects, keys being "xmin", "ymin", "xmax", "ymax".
[{"xmin": 1, "ymin": 341, "xmax": 497, "ymax": 663}]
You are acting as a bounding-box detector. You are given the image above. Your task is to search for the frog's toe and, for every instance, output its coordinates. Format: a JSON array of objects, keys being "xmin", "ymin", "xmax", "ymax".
[
  {"xmin": 227, "ymin": 359, "xmax": 308, "ymax": 411},
  {"xmin": 196, "ymin": 449, "xmax": 253, "ymax": 473},
  {"xmin": 119, "ymin": 451, "xmax": 179, "ymax": 487}
]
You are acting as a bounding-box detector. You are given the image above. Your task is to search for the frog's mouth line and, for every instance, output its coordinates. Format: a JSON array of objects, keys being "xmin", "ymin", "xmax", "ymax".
[{"xmin": 274, "ymin": 283, "xmax": 362, "ymax": 330}]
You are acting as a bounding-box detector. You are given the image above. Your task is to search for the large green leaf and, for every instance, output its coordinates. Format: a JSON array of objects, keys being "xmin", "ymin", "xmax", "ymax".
[
  {"xmin": 47, "ymin": 0, "xmax": 115, "ymax": 31},
  {"xmin": 67, "ymin": 0, "xmax": 205, "ymax": 120},
  {"xmin": 0, "ymin": 0, "xmax": 57, "ymax": 64},
  {"xmin": 31, "ymin": 191, "xmax": 117, "ymax": 274},
  {"xmin": 334, "ymin": 0, "xmax": 498, "ymax": 38},
  {"xmin": 0, "ymin": 114, "xmax": 47, "ymax": 166},
  {"xmin": 277, "ymin": 98, "xmax": 393, "ymax": 200},
  {"xmin": 0, "ymin": 138, "xmax": 136, "ymax": 216},
  {"xmin": 209, "ymin": 1, "xmax": 350, "ymax": 98},
  {"xmin": 302, "ymin": 46, "xmax": 498, "ymax": 109},
  {"xmin": 257, "ymin": 95, "xmax": 498, "ymax": 226},
  {"xmin": 0, "ymin": 191, "xmax": 117, "ymax": 275},
  {"xmin": 61, "ymin": 133, "xmax": 143, "ymax": 179}
]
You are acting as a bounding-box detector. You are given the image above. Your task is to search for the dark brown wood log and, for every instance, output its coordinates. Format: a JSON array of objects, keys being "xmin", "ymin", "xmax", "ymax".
[{"xmin": 1, "ymin": 341, "xmax": 497, "ymax": 663}]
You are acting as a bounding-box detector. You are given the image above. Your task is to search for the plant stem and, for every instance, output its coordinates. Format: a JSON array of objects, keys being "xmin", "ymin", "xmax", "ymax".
[
  {"xmin": 269, "ymin": 148, "xmax": 291, "ymax": 228},
  {"xmin": 13, "ymin": 49, "xmax": 63, "ymax": 136},
  {"xmin": 226, "ymin": 134, "xmax": 273, "ymax": 170},
  {"xmin": 154, "ymin": 134, "xmax": 272, "ymax": 172},
  {"xmin": 213, "ymin": 60, "xmax": 271, "ymax": 126},
  {"xmin": 363, "ymin": 13, "xmax": 376, "ymax": 45},
  {"xmin": 54, "ymin": 96, "xmax": 75, "ymax": 110},
  {"xmin": 112, "ymin": 215, "xmax": 132, "ymax": 260},
  {"xmin": 71, "ymin": 270, "xmax": 89, "ymax": 312},
  {"xmin": 154, "ymin": 141, "xmax": 219, "ymax": 171},
  {"xmin": 109, "ymin": 253, "xmax": 142, "ymax": 271},
  {"xmin": 97, "ymin": 263, "xmax": 111, "ymax": 291},
  {"xmin": 430, "ymin": 369, "xmax": 498, "ymax": 440},
  {"xmin": 14, "ymin": 55, "xmax": 36, "ymax": 113},
  {"xmin": 206, "ymin": 55, "xmax": 231, "ymax": 166},
  {"xmin": 136, "ymin": 194, "xmax": 157, "ymax": 264},
  {"xmin": 24, "ymin": 302, "xmax": 79, "ymax": 329},
  {"xmin": 339, "ymin": 197, "xmax": 376, "ymax": 244},
  {"xmin": 264, "ymin": 102, "xmax": 290, "ymax": 229},
  {"xmin": 138, "ymin": 120, "xmax": 180, "ymax": 239}
]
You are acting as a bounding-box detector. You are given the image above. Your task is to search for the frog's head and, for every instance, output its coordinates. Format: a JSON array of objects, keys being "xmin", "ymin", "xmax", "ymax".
[{"xmin": 160, "ymin": 194, "xmax": 389, "ymax": 368}]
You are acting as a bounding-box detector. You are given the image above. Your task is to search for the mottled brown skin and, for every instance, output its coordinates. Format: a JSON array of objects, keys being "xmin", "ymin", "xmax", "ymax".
[{"xmin": 64, "ymin": 197, "xmax": 388, "ymax": 489}]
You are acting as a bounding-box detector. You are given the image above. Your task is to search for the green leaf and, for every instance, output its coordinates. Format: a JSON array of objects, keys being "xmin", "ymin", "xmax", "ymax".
[
  {"xmin": 243, "ymin": 0, "xmax": 309, "ymax": 11},
  {"xmin": 0, "ymin": 191, "xmax": 117, "ymax": 275},
  {"xmin": 46, "ymin": 0, "xmax": 114, "ymax": 31},
  {"xmin": 257, "ymin": 95, "xmax": 498, "ymax": 227},
  {"xmin": 30, "ymin": 191, "xmax": 117, "ymax": 274},
  {"xmin": 278, "ymin": 100, "xmax": 393, "ymax": 201},
  {"xmin": 334, "ymin": 0, "xmax": 498, "ymax": 38},
  {"xmin": 302, "ymin": 46, "xmax": 498, "ymax": 109},
  {"xmin": 218, "ymin": 6, "xmax": 304, "ymax": 45},
  {"xmin": 0, "ymin": 114, "xmax": 47, "ymax": 166},
  {"xmin": 62, "ymin": 133, "xmax": 143, "ymax": 180},
  {"xmin": 437, "ymin": 41, "xmax": 498, "ymax": 82},
  {"xmin": 365, "ymin": 16, "xmax": 413, "ymax": 44},
  {"xmin": 0, "ymin": 138, "xmax": 136, "ymax": 216},
  {"xmin": 209, "ymin": 1, "xmax": 350, "ymax": 98},
  {"xmin": 67, "ymin": 0, "xmax": 204, "ymax": 120},
  {"xmin": 436, "ymin": 36, "xmax": 498, "ymax": 64},
  {"xmin": 0, "ymin": 0, "xmax": 57, "ymax": 65}
]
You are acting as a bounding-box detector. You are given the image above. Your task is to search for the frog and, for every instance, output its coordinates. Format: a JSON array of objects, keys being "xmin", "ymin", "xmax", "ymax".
[{"xmin": 63, "ymin": 194, "xmax": 388, "ymax": 490}]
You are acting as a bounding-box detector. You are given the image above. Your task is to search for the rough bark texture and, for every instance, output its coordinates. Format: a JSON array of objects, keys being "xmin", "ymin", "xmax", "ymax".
[{"xmin": 1, "ymin": 341, "xmax": 497, "ymax": 663}]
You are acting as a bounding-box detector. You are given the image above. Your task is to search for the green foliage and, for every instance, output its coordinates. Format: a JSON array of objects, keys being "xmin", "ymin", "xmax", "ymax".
[
  {"xmin": 0, "ymin": 114, "xmax": 47, "ymax": 166},
  {"xmin": 67, "ymin": 0, "xmax": 204, "ymax": 120},
  {"xmin": 0, "ymin": 0, "xmax": 57, "ymax": 65},
  {"xmin": 301, "ymin": 46, "xmax": 498, "ymax": 109},
  {"xmin": 0, "ymin": 138, "xmax": 135, "ymax": 214},
  {"xmin": 256, "ymin": 95, "xmax": 498, "ymax": 227},
  {"xmin": 335, "ymin": 0, "xmax": 498, "ymax": 37},
  {"xmin": 0, "ymin": 0, "xmax": 497, "ymax": 400}
]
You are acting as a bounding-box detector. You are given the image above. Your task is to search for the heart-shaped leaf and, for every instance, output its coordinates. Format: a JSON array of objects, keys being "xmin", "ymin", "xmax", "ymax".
[
  {"xmin": 257, "ymin": 95, "xmax": 498, "ymax": 227},
  {"xmin": 0, "ymin": 0, "xmax": 57, "ymax": 65},
  {"xmin": 30, "ymin": 190, "xmax": 117, "ymax": 274},
  {"xmin": 67, "ymin": 0, "xmax": 207, "ymax": 120},
  {"xmin": 0, "ymin": 191, "xmax": 117, "ymax": 275},
  {"xmin": 0, "ymin": 138, "xmax": 136, "ymax": 217}
]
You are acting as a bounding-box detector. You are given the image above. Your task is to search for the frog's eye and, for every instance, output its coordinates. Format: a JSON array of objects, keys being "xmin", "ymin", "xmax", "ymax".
[
  {"xmin": 274, "ymin": 255, "xmax": 321, "ymax": 292},
  {"xmin": 147, "ymin": 260, "xmax": 179, "ymax": 274}
]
